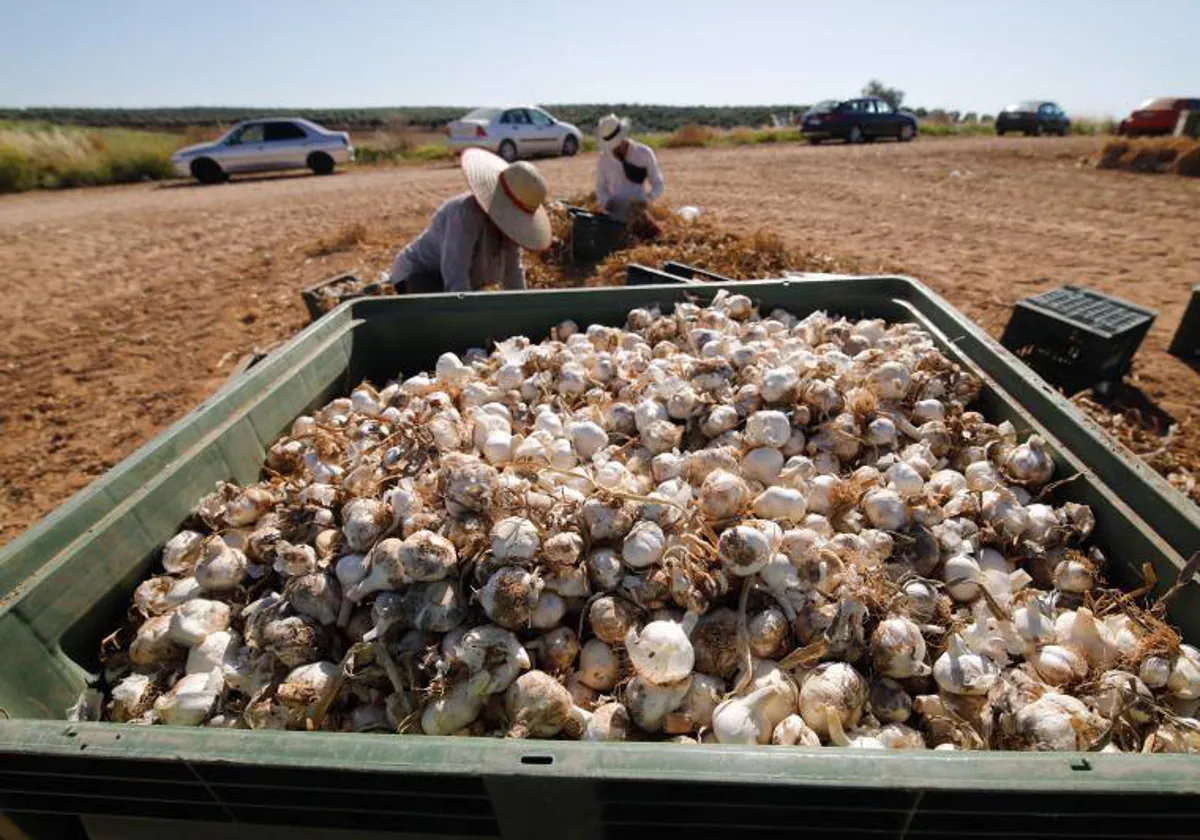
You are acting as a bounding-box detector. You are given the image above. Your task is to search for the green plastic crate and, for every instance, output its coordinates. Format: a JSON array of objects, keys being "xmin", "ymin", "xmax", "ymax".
[{"xmin": 1, "ymin": 277, "xmax": 1198, "ymax": 840}]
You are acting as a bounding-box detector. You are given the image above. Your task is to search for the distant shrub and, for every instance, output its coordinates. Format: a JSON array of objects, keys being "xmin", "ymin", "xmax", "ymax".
[
  {"xmin": 665, "ymin": 124, "xmax": 715, "ymax": 148},
  {"xmin": 0, "ymin": 122, "xmax": 179, "ymax": 193}
]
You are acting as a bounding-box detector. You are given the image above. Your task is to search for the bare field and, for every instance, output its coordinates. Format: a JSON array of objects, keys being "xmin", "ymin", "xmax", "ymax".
[{"xmin": 1, "ymin": 136, "xmax": 1198, "ymax": 546}]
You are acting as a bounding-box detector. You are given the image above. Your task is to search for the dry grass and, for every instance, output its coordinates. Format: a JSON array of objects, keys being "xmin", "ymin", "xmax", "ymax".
[
  {"xmin": 0, "ymin": 121, "xmax": 178, "ymax": 192},
  {"xmin": 523, "ymin": 197, "xmax": 859, "ymax": 290},
  {"xmin": 1095, "ymin": 137, "xmax": 1200, "ymax": 176},
  {"xmin": 305, "ymin": 221, "xmax": 371, "ymax": 257},
  {"xmin": 664, "ymin": 124, "xmax": 717, "ymax": 148}
]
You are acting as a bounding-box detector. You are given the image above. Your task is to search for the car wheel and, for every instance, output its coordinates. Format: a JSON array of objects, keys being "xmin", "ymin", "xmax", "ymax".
[
  {"xmin": 997, "ymin": 129, "xmax": 1006, "ymax": 136},
  {"xmin": 808, "ymin": 137, "xmax": 823, "ymax": 145},
  {"xmin": 899, "ymin": 123, "xmax": 915, "ymax": 142},
  {"xmin": 191, "ymin": 158, "xmax": 225, "ymax": 185},
  {"xmin": 498, "ymin": 140, "xmax": 518, "ymax": 162},
  {"xmin": 561, "ymin": 135, "xmax": 579, "ymax": 157},
  {"xmin": 847, "ymin": 125, "xmax": 864, "ymax": 144},
  {"xmin": 307, "ymin": 152, "xmax": 335, "ymax": 176}
]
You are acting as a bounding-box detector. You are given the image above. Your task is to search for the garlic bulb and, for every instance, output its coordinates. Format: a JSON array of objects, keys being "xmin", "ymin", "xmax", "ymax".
[
  {"xmin": 699, "ymin": 469, "xmax": 750, "ymax": 520},
  {"xmin": 583, "ymin": 702, "xmax": 631, "ymax": 741},
  {"xmin": 741, "ymin": 447, "xmax": 785, "ymax": 485},
  {"xmin": 479, "ymin": 567, "xmax": 540, "ymax": 630},
  {"xmin": 1030, "ymin": 645, "xmax": 1088, "ymax": 686},
  {"xmin": 665, "ymin": 673, "xmax": 725, "ymax": 734},
  {"xmin": 933, "ymin": 634, "xmax": 999, "ymax": 696},
  {"xmin": 450, "ymin": 624, "xmax": 531, "ymax": 694},
  {"xmin": 491, "ymin": 517, "xmax": 540, "ymax": 562},
  {"xmin": 798, "ymin": 662, "xmax": 867, "ymax": 739},
  {"xmin": 341, "ymin": 498, "xmax": 390, "ymax": 552},
  {"xmin": 538, "ymin": 626, "xmax": 580, "ymax": 674},
  {"xmin": 771, "ymin": 714, "xmax": 822, "ymax": 747},
  {"xmin": 1053, "ymin": 557, "xmax": 1096, "ymax": 594},
  {"xmin": 745, "ymin": 411, "xmax": 791, "ymax": 449},
  {"xmin": 423, "ymin": 672, "xmax": 492, "ymax": 736},
  {"xmin": 110, "ymin": 673, "xmax": 155, "ymax": 722},
  {"xmin": 505, "ymin": 671, "xmax": 574, "ymax": 739},
  {"xmin": 588, "ymin": 596, "xmax": 639, "ymax": 645},
  {"xmin": 748, "ymin": 608, "xmax": 791, "ymax": 659},
  {"xmin": 871, "ymin": 616, "xmax": 928, "ymax": 679},
  {"xmin": 1140, "ymin": 655, "xmax": 1172, "ymax": 689},
  {"xmin": 718, "ymin": 525, "xmax": 772, "ymax": 576},
  {"xmin": 1091, "ymin": 670, "xmax": 1155, "ymax": 724},
  {"xmin": 1015, "ymin": 692, "xmax": 1097, "ymax": 751},
  {"xmin": 194, "ymin": 537, "xmax": 247, "ymax": 592},
  {"xmin": 868, "ymin": 677, "xmax": 912, "ymax": 723},
  {"xmin": 942, "ymin": 554, "xmax": 982, "ymax": 602},
  {"xmin": 622, "ymin": 521, "xmax": 666, "ymax": 569},
  {"xmin": 627, "ymin": 675, "xmax": 692, "ymax": 733},
  {"xmin": 1003, "ymin": 435, "xmax": 1055, "ymax": 485},
  {"xmin": 753, "ymin": 486, "xmax": 807, "ymax": 521},
  {"xmin": 154, "ymin": 669, "xmax": 223, "ymax": 726},
  {"xmin": 1168, "ymin": 645, "xmax": 1200, "ymax": 700},
  {"xmin": 162, "ymin": 530, "xmax": 204, "ymax": 573},
  {"xmin": 626, "ymin": 619, "xmax": 695, "ymax": 685},
  {"xmin": 578, "ymin": 639, "xmax": 620, "ymax": 691},
  {"xmin": 168, "ymin": 599, "xmax": 231, "ymax": 647},
  {"xmin": 713, "ymin": 680, "xmax": 798, "ymax": 745},
  {"xmin": 530, "ymin": 591, "xmax": 567, "ymax": 630},
  {"xmin": 186, "ymin": 629, "xmax": 241, "ymax": 675},
  {"xmin": 862, "ymin": 488, "xmax": 909, "ymax": 531}
]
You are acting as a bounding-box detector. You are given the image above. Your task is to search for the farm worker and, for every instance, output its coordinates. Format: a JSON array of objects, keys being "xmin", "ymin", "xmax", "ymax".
[
  {"xmin": 595, "ymin": 113, "xmax": 664, "ymax": 222},
  {"xmin": 386, "ymin": 148, "xmax": 551, "ymax": 293}
]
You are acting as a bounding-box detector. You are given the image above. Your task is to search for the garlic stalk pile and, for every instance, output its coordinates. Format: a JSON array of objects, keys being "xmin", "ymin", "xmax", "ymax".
[{"xmin": 88, "ymin": 292, "xmax": 1197, "ymax": 753}]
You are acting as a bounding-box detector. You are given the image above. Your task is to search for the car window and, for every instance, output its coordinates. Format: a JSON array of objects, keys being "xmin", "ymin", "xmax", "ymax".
[
  {"xmin": 527, "ymin": 109, "xmax": 554, "ymax": 127},
  {"xmin": 229, "ymin": 124, "xmax": 264, "ymax": 145},
  {"xmin": 809, "ymin": 100, "xmax": 839, "ymax": 114},
  {"xmin": 501, "ymin": 109, "xmax": 530, "ymax": 125},
  {"xmin": 874, "ymin": 100, "xmax": 893, "ymax": 114},
  {"xmin": 264, "ymin": 122, "xmax": 307, "ymax": 142},
  {"xmin": 464, "ymin": 107, "xmax": 499, "ymax": 121}
]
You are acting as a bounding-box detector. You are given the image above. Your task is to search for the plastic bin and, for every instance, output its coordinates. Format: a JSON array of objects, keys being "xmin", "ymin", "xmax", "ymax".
[
  {"xmin": 1000, "ymin": 286, "xmax": 1156, "ymax": 394},
  {"xmin": 662, "ymin": 261, "xmax": 734, "ymax": 283},
  {"xmin": 1, "ymin": 277, "xmax": 1199, "ymax": 840},
  {"xmin": 1168, "ymin": 284, "xmax": 1200, "ymax": 362},
  {"xmin": 568, "ymin": 207, "xmax": 626, "ymax": 265},
  {"xmin": 624, "ymin": 264, "xmax": 699, "ymax": 286},
  {"xmin": 301, "ymin": 273, "xmax": 368, "ymax": 321}
]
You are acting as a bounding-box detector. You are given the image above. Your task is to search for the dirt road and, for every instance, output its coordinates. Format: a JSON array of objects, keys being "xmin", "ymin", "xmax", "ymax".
[{"xmin": 1, "ymin": 136, "xmax": 1198, "ymax": 546}]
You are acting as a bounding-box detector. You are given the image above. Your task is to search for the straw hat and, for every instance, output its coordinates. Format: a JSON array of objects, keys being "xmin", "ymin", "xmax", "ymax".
[
  {"xmin": 462, "ymin": 148, "xmax": 552, "ymax": 252},
  {"xmin": 596, "ymin": 113, "xmax": 631, "ymax": 152}
]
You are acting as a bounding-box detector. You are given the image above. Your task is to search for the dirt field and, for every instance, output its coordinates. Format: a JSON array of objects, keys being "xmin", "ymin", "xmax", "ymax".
[{"xmin": 1, "ymin": 136, "xmax": 1198, "ymax": 547}]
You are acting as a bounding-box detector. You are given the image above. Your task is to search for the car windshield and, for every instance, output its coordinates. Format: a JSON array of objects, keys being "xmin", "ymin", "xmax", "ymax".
[
  {"xmin": 1007, "ymin": 101, "xmax": 1041, "ymax": 112},
  {"xmin": 807, "ymin": 100, "xmax": 840, "ymax": 114},
  {"xmin": 1138, "ymin": 98, "xmax": 1176, "ymax": 111},
  {"xmin": 462, "ymin": 108, "xmax": 500, "ymax": 121}
]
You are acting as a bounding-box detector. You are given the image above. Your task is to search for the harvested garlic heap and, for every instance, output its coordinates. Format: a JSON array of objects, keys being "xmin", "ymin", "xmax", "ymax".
[{"xmin": 87, "ymin": 291, "xmax": 1200, "ymax": 753}]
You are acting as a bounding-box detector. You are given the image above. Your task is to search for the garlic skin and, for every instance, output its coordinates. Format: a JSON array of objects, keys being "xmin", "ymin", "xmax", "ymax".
[
  {"xmin": 583, "ymin": 702, "xmax": 631, "ymax": 741},
  {"xmin": 699, "ymin": 470, "xmax": 750, "ymax": 520},
  {"xmin": 162, "ymin": 530, "xmax": 204, "ymax": 574},
  {"xmin": 1030, "ymin": 645, "xmax": 1088, "ymax": 686},
  {"xmin": 626, "ymin": 619, "xmax": 695, "ymax": 685},
  {"xmin": 798, "ymin": 662, "xmax": 867, "ymax": 740},
  {"xmin": 627, "ymin": 675, "xmax": 692, "ymax": 733},
  {"xmin": 450, "ymin": 624, "xmax": 531, "ymax": 694},
  {"xmin": 1015, "ymin": 692, "xmax": 1097, "ymax": 751},
  {"xmin": 479, "ymin": 567, "xmax": 540, "ymax": 630},
  {"xmin": 194, "ymin": 537, "xmax": 247, "ymax": 592},
  {"xmin": 862, "ymin": 489, "xmax": 909, "ymax": 531},
  {"xmin": 718, "ymin": 525, "xmax": 772, "ymax": 577}
]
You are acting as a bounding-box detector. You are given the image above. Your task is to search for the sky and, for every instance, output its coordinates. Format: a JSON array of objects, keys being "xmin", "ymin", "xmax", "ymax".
[{"xmin": 1, "ymin": 0, "xmax": 1196, "ymax": 117}]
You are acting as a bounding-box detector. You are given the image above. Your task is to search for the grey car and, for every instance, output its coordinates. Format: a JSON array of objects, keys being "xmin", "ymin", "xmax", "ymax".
[{"xmin": 172, "ymin": 118, "xmax": 354, "ymax": 184}]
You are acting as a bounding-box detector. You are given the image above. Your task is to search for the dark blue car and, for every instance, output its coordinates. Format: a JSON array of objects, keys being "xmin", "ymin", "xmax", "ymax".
[{"xmin": 801, "ymin": 98, "xmax": 918, "ymax": 145}]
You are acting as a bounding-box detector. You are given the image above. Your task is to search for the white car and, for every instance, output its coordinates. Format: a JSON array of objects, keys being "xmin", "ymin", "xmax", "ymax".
[
  {"xmin": 172, "ymin": 118, "xmax": 354, "ymax": 184},
  {"xmin": 448, "ymin": 106, "xmax": 583, "ymax": 162}
]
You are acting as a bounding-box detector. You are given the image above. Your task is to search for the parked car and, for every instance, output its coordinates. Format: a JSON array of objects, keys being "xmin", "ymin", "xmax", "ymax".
[
  {"xmin": 995, "ymin": 101, "xmax": 1070, "ymax": 136},
  {"xmin": 801, "ymin": 98, "xmax": 918, "ymax": 144},
  {"xmin": 448, "ymin": 106, "xmax": 583, "ymax": 162},
  {"xmin": 1119, "ymin": 97, "xmax": 1200, "ymax": 137},
  {"xmin": 172, "ymin": 118, "xmax": 353, "ymax": 184}
]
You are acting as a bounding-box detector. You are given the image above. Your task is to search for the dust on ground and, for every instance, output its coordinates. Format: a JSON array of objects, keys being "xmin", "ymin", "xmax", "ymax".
[{"xmin": 1, "ymin": 136, "xmax": 1198, "ymax": 546}]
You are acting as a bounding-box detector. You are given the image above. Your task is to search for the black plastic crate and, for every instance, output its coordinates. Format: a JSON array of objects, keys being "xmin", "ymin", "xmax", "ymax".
[
  {"xmin": 300, "ymin": 273, "xmax": 387, "ymax": 322},
  {"xmin": 568, "ymin": 207, "xmax": 626, "ymax": 265},
  {"xmin": 1168, "ymin": 284, "xmax": 1200, "ymax": 362},
  {"xmin": 1000, "ymin": 285, "xmax": 1156, "ymax": 393},
  {"xmin": 662, "ymin": 261, "xmax": 734, "ymax": 283},
  {"xmin": 624, "ymin": 264, "xmax": 700, "ymax": 286}
]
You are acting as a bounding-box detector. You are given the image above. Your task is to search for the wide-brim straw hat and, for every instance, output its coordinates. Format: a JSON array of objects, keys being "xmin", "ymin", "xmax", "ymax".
[
  {"xmin": 597, "ymin": 113, "xmax": 631, "ymax": 152},
  {"xmin": 462, "ymin": 148, "xmax": 552, "ymax": 252}
]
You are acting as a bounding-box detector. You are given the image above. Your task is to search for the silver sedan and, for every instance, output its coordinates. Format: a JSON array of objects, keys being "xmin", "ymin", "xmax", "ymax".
[
  {"xmin": 172, "ymin": 118, "xmax": 354, "ymax": 183},
  {"xmin": 448, "ymin": 106, "xmax": 583, "ymax": 162}
]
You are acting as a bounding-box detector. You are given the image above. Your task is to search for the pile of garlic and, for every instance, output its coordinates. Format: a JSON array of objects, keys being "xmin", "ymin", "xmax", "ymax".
[{"xmin": 91, "ymin": 291, "xmax": 1200, "ymax": 753}]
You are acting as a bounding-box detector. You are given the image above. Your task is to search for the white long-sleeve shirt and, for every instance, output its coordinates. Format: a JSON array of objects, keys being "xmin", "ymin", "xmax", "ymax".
[
  {"xmin": 388, "ymin": 193, "xmax": 525, "ymax": 293},
  {"xmin": 596, "ymin": 141, "xmax": 664, "ymax": 207}
]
